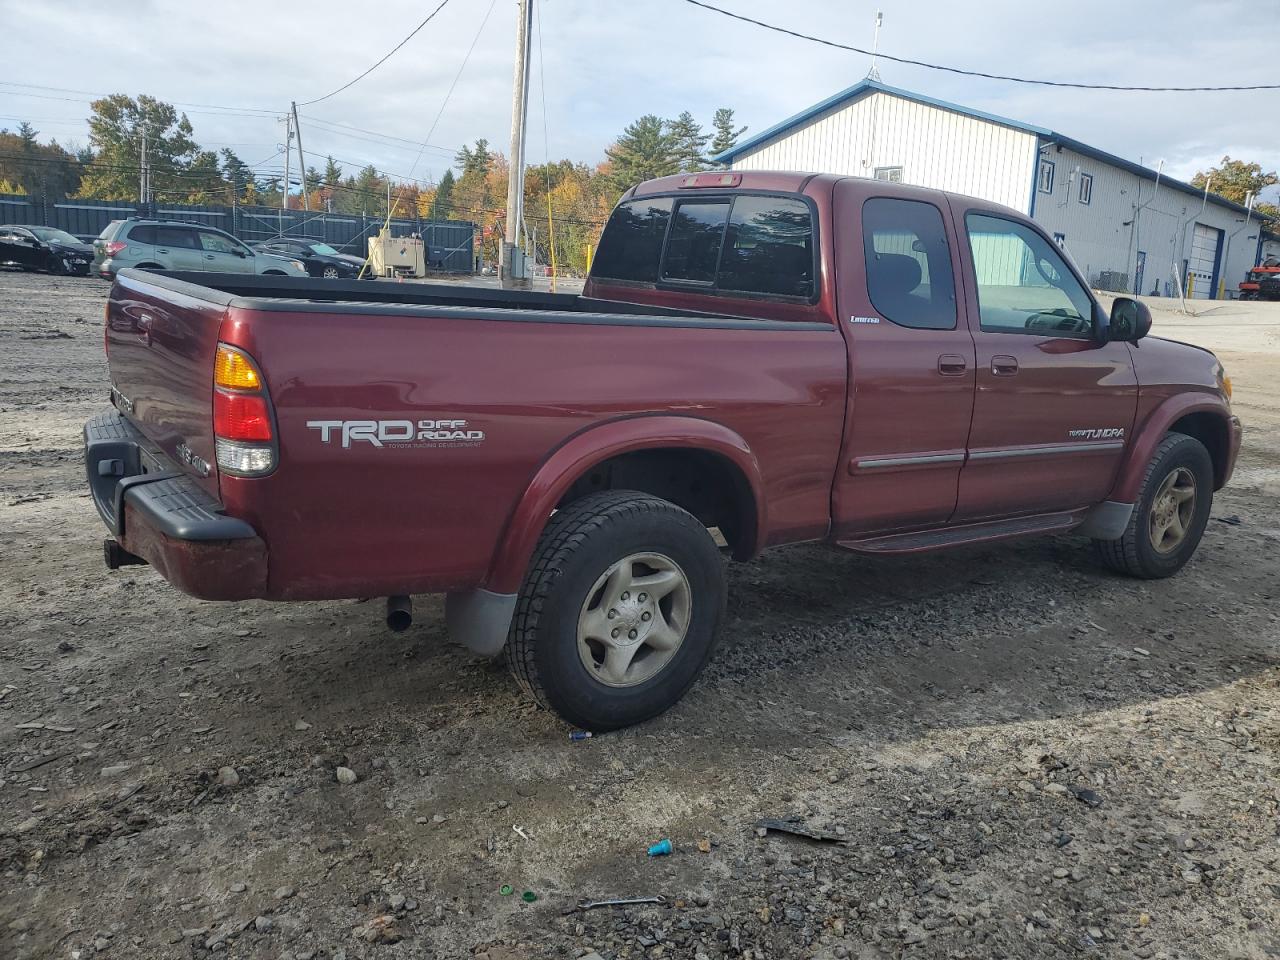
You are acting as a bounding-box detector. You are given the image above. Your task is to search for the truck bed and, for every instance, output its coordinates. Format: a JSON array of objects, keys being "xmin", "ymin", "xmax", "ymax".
[{"xmin": 135, "ymin": 270, "xmax": 771, "ymax": 326}]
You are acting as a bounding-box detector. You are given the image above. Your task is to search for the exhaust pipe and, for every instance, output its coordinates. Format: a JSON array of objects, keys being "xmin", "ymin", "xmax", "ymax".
[
  {"xmin": 103, "ymin": 539, "xmax": 147, "ymax": 570},
  {"xmin": 385, "ymin": 595, "xmax": 413, "ymax": 632}
]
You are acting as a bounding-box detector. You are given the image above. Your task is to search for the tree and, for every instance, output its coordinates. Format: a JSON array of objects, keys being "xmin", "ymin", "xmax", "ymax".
[
  {"xmin": 455, "ymin": 139, "xmax": 491, "ymax": 179},
  {"xmin": 219, "ymin": 148, "xmax": 254, "ymax": 202},
  {"xmin": 78, "ymin": 94, "xmax": 200, "ymax": 201},
  {"xmin": 304, "ymin": 166, "xmax": 323, "ymax": 201},
  {"xmin": 322, "ymin": 155, "xmax": 343, "ymax": 188},
  {"xmin": 1191, "ymin": 156, "xmax": 1279, "ymax": 220},
  {"xmin": 352, "ymin": 164, "xmax": 385, "ymax": 214},
  {"xmin": 182, "ymin": 150, "xmax": 224, "ymax": 204},
  {"xmin": 432, "ymin": 168, "xmax": 455, "ymax": 219},
  {"xmin": 0, "ymin": 124, "xmax": 81, "ymax": 197},
  {"xmin": 606, "ymin": 115, "xmax": 680, "ymax": 190},
  {"xmin": 668, "ymin": 111, "xmax": 710, "ymax": 172},
  {"xmin": 710, "ymin": 107, "xmax": 747, "ymax": 159}
]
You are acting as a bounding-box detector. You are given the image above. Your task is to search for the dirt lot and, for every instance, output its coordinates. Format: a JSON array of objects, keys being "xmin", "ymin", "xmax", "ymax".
[{"xmin": 1, "ymin": 271, "xmax": 1278, "ymax": 960}]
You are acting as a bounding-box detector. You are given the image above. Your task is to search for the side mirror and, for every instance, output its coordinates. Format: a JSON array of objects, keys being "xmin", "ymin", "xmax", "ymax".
[{"xmin": 1108, "ymin": 297, "xmax": 1151, "ymax": 343}]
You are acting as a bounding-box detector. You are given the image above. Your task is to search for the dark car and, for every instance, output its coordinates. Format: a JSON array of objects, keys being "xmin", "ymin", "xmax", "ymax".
[
  {"xmin": 0, "ymin": 225, "xmax": 94, "ymax": 275},
  {"xmin": 253, "ymin": 238, "xmax": 370, "ymax": 279}
]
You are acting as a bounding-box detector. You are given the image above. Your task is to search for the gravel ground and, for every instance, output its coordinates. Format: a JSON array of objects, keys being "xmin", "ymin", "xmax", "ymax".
[{"xmin": 1, "ymin": 270, "xmax": 1278, "ymax": 960}]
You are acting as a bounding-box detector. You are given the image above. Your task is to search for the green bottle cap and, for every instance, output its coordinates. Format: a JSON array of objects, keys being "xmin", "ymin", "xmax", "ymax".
[
  {"xmin": 521, "ymin": 890, "xmax": 537, "ymax": 903},
  {"xmin": 499, "ymin": 884, "xmax": 513, "ymax": 896}
]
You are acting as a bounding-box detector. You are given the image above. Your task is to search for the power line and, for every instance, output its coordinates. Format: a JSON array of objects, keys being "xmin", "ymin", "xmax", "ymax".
[
  {"xmin": 297, "ymin": 0, "xmax": 454, "ymax": 107},
  {"xmin": 407, "ymin": 0, "xmax": 498, "ymax": 181},
  {"xmin": 680, "ymin": 0, "xmax": 1280, "ymax": 92}
]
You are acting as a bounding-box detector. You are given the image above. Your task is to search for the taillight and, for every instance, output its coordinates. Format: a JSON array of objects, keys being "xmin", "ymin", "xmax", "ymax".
[
  {"xmin": 105, "ymin": 240, "xmax": 127, "ymax": 256},
  {"xmin": 213, "ymin": 343, "xmax": 276, "ymax": 476}
]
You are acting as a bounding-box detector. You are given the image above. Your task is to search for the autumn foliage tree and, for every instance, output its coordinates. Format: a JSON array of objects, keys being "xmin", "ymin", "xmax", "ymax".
[{"xmin": 1191, "ymin": 156, "xmax": 1279, "ymax": 220}]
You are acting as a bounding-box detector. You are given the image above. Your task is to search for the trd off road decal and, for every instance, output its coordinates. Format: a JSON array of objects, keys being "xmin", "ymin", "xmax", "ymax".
[
  {"xmin": 306, "ymin": 419, "xmax": 485, "ymax": 449},
  {"xmin": 1068, "ymin": 427, "xmax": 1125, "ymax": 440}
]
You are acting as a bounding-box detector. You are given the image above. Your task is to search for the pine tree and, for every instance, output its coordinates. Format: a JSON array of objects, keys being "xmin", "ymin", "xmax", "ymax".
[
  {"xmin": 668, "ymin": 111, "xmax": 710, "ymax": 172},
  {"xmin": 322, "ymin": 155, "xmax": 343, "ymax": 187},
  {"xmin": 433, "ymin": 168, "xmax": 455, "ymax": 219},
  {"xmin": 710, "ymin": 107, "xmax": 747, "ymax": 159},
  {"xmin": 606, "ymin": 115, "xmax": 680, "ymax": 189},
  {"xmin": 219, "ymin": 148, "xmax": 254, "ymax": 201}
]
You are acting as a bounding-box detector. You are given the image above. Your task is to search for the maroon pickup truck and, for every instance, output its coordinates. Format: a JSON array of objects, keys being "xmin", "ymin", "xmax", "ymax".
[{"xmin": 86, "ymin": 171, "xmax": 1240, "ymax": 730}]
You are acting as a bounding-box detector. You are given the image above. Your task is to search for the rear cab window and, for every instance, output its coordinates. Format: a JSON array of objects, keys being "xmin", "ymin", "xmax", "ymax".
[
  {"xmin": 861, "ymin": 197, "xmax": 957, "ymax": 330},
  {"xmin": 593, "ymin": 192, "xmax": 816, "ymax": 301}
]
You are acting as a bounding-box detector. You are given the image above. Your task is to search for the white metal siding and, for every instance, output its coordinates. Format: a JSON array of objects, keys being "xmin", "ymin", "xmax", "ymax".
[
  {"xmin": 729, "ymin": 91, "xmax": 1038, "ymax": 213},
  {"xmin": 1030, "ymin": 144, "xmax": 1260, "ymax": 299}
]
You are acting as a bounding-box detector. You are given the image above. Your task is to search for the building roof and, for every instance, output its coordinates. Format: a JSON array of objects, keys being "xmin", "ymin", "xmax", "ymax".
[{"xmin": 712, "ymin": 79, "xmax": 1263, "ymax": 219}]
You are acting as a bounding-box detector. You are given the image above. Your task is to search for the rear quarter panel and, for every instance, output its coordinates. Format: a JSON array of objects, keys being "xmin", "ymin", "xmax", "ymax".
[{"xmin": 218, "ymin": 308, "xmax": 847, "ymax": 600}]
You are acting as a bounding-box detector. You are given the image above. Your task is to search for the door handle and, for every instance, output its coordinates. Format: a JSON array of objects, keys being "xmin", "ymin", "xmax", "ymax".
[
  {"xmin": 157, "ymin": 248, "xmax": 169, "ymax": 253},
  {"xmin": 937, "ymin": 354, "xmax": 967, "ymax": 376},
  {"xmin": 991, "ymin": 355, "xmax": 1019, "ymax": 376},
  {"xmin": 204, "ymin": 254, "xmax": 216, "ymax": 260}
]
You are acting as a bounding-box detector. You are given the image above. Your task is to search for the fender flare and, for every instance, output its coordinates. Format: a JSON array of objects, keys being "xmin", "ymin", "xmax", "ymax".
[
  {"xmin": 482, "ymin": 415, "xmax": 767, "ymax": 595},
  {"xmin": 1111, "ymin": 394, "xmax": 1232, "ymax": 503}
]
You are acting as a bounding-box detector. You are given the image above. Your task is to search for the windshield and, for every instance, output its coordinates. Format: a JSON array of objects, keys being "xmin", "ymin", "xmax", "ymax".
[
  {"xmin": 309, "ymin": 243, "xmax": 340, "ymax": 256},
  {"xmin": 30, "ymin": 227, "xmax": 81, "ymax": 244}
]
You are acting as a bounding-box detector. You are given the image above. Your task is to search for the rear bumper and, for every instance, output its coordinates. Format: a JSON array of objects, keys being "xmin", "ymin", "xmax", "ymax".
[{"xmin": 84, "ymin": 411, "xmax": 268, "ymax": 599}]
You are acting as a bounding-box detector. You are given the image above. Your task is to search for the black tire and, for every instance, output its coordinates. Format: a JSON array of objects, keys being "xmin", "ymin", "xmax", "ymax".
[
  {"xmin": 1093, "ymin": 431, "xmax": 1213, "ymax": 579},
  {"xmin": 322, "ymin": 266, "xmax": 340, "ymax": 279},
  {"xmin": 46, "ymin": 254, "xmax": 66, "ymax": 275},
  {"xmin": 506, "ymin": 490, "xmax": 726, "ymax": 731}
]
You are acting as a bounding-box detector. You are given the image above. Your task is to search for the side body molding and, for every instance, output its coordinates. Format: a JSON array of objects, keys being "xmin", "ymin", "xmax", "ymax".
[{"xmin": 483, "ymin": 415, "xmax": 767, "ymax": 596}]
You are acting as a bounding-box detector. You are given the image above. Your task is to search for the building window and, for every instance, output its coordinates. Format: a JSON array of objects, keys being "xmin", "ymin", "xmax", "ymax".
[
  {"xmin": 1078, "ymin": 173, "xmax": 1093, "ymax": 205},
  {"xmin": 1037, "ymin": 158, "xmax": 1055, "ymax": 194},
  {"xmin": 873, "ymin": 166, "xmax": 903, "ymax": 183}
]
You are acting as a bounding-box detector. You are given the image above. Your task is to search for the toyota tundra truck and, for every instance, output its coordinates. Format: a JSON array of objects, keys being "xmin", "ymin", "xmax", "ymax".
[{"xmin": 85, "ymin": 171, "xmax": 1241, "ymax": 730}]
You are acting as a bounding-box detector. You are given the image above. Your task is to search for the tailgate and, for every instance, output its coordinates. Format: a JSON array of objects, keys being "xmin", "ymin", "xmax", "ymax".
[{"xmin": 105, "ymin": 271, "xmax": 228, "ymax": 497}]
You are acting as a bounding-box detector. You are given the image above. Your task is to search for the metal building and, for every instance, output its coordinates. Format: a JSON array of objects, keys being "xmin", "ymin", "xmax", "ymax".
[{"xmin": 714, "ymin": 80, "xmax": 1268, "ymax": 300}]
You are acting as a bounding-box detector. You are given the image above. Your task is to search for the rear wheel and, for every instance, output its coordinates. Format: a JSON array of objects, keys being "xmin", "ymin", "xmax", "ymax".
[
  {"xmin": 506, "ymin": 490, "xmax": 726, "ymax": 731},
  {"xmin": 1093, "ymin": 432, "xmax": 1213, "ymax": 578}
]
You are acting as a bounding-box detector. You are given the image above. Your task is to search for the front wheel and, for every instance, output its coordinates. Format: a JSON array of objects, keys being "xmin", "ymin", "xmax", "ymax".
[
  {"xmin": 1093, "ymin": 432, "xmax": 1213, "ymax": 578},
  {"xmin": 506, "ymin": 491, "xmax": 726, "ymax": 731},
  {"xmin": 46, "ymin": 254, "xmax": 67, "ymax": 275},
  {"xmin": 322, "ymin": 266, "xmax": 340, "ymax": 279}
]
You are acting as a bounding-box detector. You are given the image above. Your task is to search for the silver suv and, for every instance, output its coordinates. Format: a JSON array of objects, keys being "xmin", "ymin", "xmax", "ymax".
[{"xmin": 92, "ymin": 219, "xmax": 307, "ymax": 279}]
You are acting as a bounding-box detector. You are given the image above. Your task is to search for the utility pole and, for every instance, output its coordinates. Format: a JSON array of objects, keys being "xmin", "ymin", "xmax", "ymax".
[
  {"xmin": 139, "ymin": 127, "xmax": 149, "ymax": 209},
  {"xmin": 281, "ymin": 113, "xmax": 292, "ymax": 235},
  {"xmin": 501, "ymin": 0, "xmax": 533, "ymax": 289},
  {"xmin": 291, "ymin": 101, "xmax": 309, "ymax": 212}
]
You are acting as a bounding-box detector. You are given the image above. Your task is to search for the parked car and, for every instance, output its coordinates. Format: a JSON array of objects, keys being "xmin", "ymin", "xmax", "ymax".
[
  {"xmin": 0, "ymin": 224, "xmax": 94, "ymax": 275},
  {"xmin": 85, "ymin": 171, "xmax": 1240, "ymax": 731},
  {"xmin": 252, "ymin": 237, "xmax": 370, "ymax": 279},
  {"xmin": 92, "ymin": 219, "xmax": 308, "ymax": 279}
]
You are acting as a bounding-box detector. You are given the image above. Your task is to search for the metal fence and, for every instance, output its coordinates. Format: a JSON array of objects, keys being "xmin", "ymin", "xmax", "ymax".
[{"xmin": 0, "ymin": 194, "xmax": 476, "ymax": 272}]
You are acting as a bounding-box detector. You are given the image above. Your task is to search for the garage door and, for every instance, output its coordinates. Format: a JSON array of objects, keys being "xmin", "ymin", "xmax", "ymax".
[{"xmin": 1187, "ymin": 223, "xmax": 1221, "ymax": 299}]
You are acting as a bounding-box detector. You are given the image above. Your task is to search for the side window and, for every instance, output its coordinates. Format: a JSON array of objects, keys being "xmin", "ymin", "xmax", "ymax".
[
  {"xmin": 662, "ymin": 200, "xmax": 730, "ymax": 283},
  {"xmin": 1038, "ymin": 158, "xmax": 1055, "ymax": 194},
  {"xmin": 716, "ymin": 196, "xmax": 813, "ymax": 298},
  {"xmin": 199, "ymin": 230, "xmax": 242, "ymax": 254},
  {"xmin": 155, "ymin": 227, "xmax": 197, "ymax": 248},
  {"xmin": 591, "ymin": 198, "xmax": 673, "ymax": 283},
  {"xmin": 1078, "ymin": 173, "xmax": 1093, "ymax": 205},
  {"xmin": 965, "ymin": 213, "xmax": 1095, "ymax": 338},
  {"xmin": 861, "ymin": 197, "xmax": 957, "ymax": 330},
  {"xmin": 129, "ymin": 225, "xmax": 156, "ymax": 245}
]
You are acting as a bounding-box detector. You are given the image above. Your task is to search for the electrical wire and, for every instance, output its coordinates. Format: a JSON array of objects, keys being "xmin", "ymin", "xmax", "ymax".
[
  {"xmin": 296, "ymin": 0, "xmax": 454, "ymax": 107},
  {"xmin": 680, "ymin": 0, "xmax": 1280, "ymax": 92},
  {"xmin": 406, "ymin": 0, "xmax": 498, "ymax": 180}
]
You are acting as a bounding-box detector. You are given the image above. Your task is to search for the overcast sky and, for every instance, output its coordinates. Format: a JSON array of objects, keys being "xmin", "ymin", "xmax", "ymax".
[{"xmin": 1, "ymin": 0, "xmax": 1275, "ymax": 194}]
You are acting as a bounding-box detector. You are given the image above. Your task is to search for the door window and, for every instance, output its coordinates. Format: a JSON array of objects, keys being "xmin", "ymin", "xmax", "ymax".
[
  {"xmin": 661, "ymin": 200, "xmax": 730, "ymax": 284},
  {"xmin": 861, "ymin": 197, "xmax": 957, "ymax": 330},
  {"xmin": 155, "ymin": 227, "xmax": 197, "ymax": 248},
  {"xmin": 965, "ymin": 213, "xmax": 1094, "ymax": 338},
  {"xmin": 199, "ymin": 230, "xmax": 244, "ymax": 254}
]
